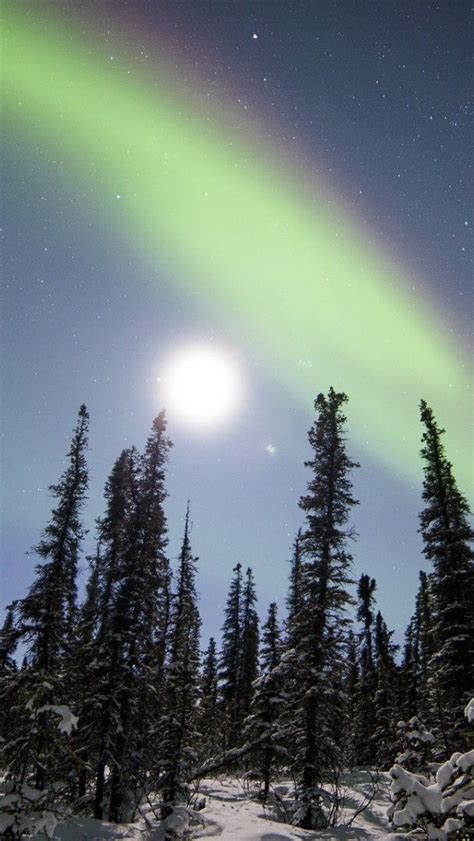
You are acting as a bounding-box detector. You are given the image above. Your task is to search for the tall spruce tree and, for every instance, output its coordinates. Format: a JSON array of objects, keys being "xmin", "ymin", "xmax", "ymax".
[
  {"xmin": 285, "ymin": 530, "xmax": 303, "ymax": 648},
  {"xmin": 260, "ymin": 603, "xmax": 281, "ymax": 673},
  {"xmin": 198, "ymin": 637, "xmax": 221, "ymax": 762},
  {"xmin": 0, "ymin": 606, "xmax": 17, "ymax": 675},
  {"xmin": 106, "ymin": 413, "xmax": 172, "ymax": 822},
  {"xmin": 82, "ymin": 415, "xmax": 172, "ymax": 823},
  {"xmin": 6, "ymin": 405, "xmax": 89, "ymax": 792},
  {"xmin": 345, "ymin": 629, "xmax": 359, "ymax": 766},
  {"xmin": 245, "ymin": 602, "xmax": 284, "ymax": 799},
  {"xmin": 89, "ymin": 448, "xmax": 140, "ymax": 819},
  {"xmin": 353, "ymin": 574, "xmax": 377, "ymax": 766},
  {"xmin": 400, "ymin": 617, "xmax": 418, "ymax": 722},
  {"xmin": 0, "ymin": 606, "xmax": 19, "ymax": 752},
  {"xmin": 16, "ymin": 405, "xmax": 89, "ymax": 674},
  {"xmin": 219, "ymin": 563, "xmax": 244, "ymax": 749},
  {"xmin": 96, "ymin": 448, "xmax": 140, "ymax": 637},
  {"xmin": 400, "ymin": 571, "xmax": 434, "ymax": 722},
  {"xmin": 413, "ymin": 571, "xmax": 434, "ymax": 721},
  {"xmin": 288, "ymin": 388, "xmax": 359, "ymax": 828},
  {"xmin": 372, "ymin": 611, "xmax": 399, "ymax": 768},
  {"xmin": 160, "ymin": 503, "xmax": 201, "ymax": 826},
  {"xmin": 63, "ymin": 546, "xmax": 104, "ymax": 802},
  {"xmin": 418, "ymin": 400, "xmax": 474, "ymax": 754},
  {"xmin": 217, "ymin": 564, "xmax": 260, "ymax": 751},
  {"xmin": 239, "ymin": 567, "xmax": 260, "ymax": 723}
]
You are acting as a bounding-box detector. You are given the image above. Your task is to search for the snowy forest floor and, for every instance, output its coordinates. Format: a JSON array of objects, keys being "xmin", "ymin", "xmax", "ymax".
[{"xmin": 47, "ymin": 773, "xmax": 406, "ymax": 840}]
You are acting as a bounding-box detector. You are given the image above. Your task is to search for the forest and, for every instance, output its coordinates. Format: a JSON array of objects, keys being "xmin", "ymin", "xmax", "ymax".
[{"xmin": 0, "ymin": 389, "xmax": 472, "ymax": 840}]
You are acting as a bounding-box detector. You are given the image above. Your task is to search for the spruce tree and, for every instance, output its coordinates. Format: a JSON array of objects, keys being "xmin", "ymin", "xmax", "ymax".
[
  {"xmin": 6, "ymin": 405, "xmax": 89, "ymax": 793},
  {"xmin": 418, "ymin": 400, "xmax": 474, "ymax": 754},
  {"xmin": 372, "ymin": 611, "xmax": 399, "ymax": 768},
  {"xmin": 0, "ymin": 606, "xmax": 18, "ymax": 751},
  {"xmin": 285, "ymin": 530, "xmax": 303, "ymax": 648},
  {"xmin": 136, "ymin": 413, "xmax": 173, "ymax": 684},
  {"xmin": 90, "ymin": 448, "xmax": 140, "ymax": 819},
  {"xmin": 197, "ymin": 637, "xmax": 221, "ymax": 762},
  {"xmin": 16, "ymin": 405, "xmax": 89, "ymax": 674},
  {"xmin": 107, "ymin": 413, "xmax": 172, "ymax": 822},
  {"xmin": 413, "ymin": 571, "xmax": 434, "ymax": 722},
  {"xmin": 288, "ymin": 388, "xmax": 359, "ymax": 828},
  {"xmin": 219, "ymin": 563, "xmax": 244, "ymax": 749},
  {"xmin": 0, "ymin": 606, "xmax": 17, "ymax": 675},
  {"xmin": 245, "ymin": 602, "xmax": 284, "ymax": 799},
  {"xmin": 400, "ymin": 571, "xmax": 434, "ymax": 722},
  {"xmin": 84, "ymin": 416, "xmax": 171, "ymax": 822},
  {"xmin": 239, "ymin": 567, "xmax": 259, "ymax": 723},
  {"xmin": 353, "ymin": 574, "xmax": 377, "ymax": 766},
  {"xmin": 96, "ymin": 448, "xmax": 140, "ymax": 635},
  {"xmin": 68, "ymin": 549, "xmax": 103, "ymax": 800},
  {"xmin": 345, "ymin": 629, "xmax": 359, "ymax": 766},
  {"xmin": 357, "ymin": 575, "xmax": 376, "ymax": 664},
  {"xmin": 160, "ymin": 503, "xmax": 201, "ymax": 827},
  {"xmin": 400, "ymin": 617, "xmax": 418, "ymax": 722},
  {"xmin": 260, "ymin": 602, "xmax": 281, "ymax": 673}
]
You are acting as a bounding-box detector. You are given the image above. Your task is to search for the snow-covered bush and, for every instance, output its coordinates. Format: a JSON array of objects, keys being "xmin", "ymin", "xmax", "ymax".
[
  {"xmin": 395, "ymin": 715, "xmax": 435, "ymax": 773},
  {"xmin": 162, "ymin": 804, "xmax": 191, "ymax": 840},
  {"xmin": 388, "ymin": 699, "xmax": 474, "ymax": 839},
  {"xmin": 464, "ymin": 698, "xmax": 474, "ymax": 725},
  {"xmin": 0, "ymin": 693, "xmax": 78, "ymax": 838},
  {"xmin": 160, "ymin": 802, "xmax": 211, "ymax": 841},
  {"xmin": 260, "ymin": 772, "xmax": 381, "ymax": 831},
  {"xmin": 0, "ymin": 782, "xmax": 59, "ymax": 839}
]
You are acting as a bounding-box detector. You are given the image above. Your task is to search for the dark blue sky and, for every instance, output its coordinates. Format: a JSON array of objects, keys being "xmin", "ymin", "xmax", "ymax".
[{"xmin": 2, "ymin": 1, "xmax": 472, "ymax": 648}]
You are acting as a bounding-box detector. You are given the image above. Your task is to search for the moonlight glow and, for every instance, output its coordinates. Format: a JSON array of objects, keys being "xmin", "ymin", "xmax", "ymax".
[{"xmin": 160, "ymin": 346, "xmax": 243, "ymax": 429}]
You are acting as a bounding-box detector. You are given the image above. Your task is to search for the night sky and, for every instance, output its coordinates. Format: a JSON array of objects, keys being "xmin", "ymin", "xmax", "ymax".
[{"xmin": 2, "ymin": 1, "xmax": 472, "ymax": 648}]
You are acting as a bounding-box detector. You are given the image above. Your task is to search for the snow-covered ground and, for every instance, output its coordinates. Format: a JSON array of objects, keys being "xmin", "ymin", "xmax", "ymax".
[
  {"xmin": 193, "ymin": 775, "xmax": 399, "ymax": 840},
  {"xmin": 48, "ymin": 773, "xmax": 403, "ymax": 840}
]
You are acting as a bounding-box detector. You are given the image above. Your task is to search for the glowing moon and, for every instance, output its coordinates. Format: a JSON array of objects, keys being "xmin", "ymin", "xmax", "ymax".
[{"xmin": 160, "ymin": 345, "xmax": 243, "ymax": 428}]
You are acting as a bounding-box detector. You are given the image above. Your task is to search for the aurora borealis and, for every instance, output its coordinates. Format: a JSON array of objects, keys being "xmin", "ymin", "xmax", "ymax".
[{"xmin": 2, "ymin": 2, "xmax": 472, "ymax": 642}]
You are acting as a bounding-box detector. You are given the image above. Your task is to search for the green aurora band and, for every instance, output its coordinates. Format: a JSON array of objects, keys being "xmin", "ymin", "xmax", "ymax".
[{"xmin": 3, "ymin": 7, "xmax": 472, "ymax": 489}]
